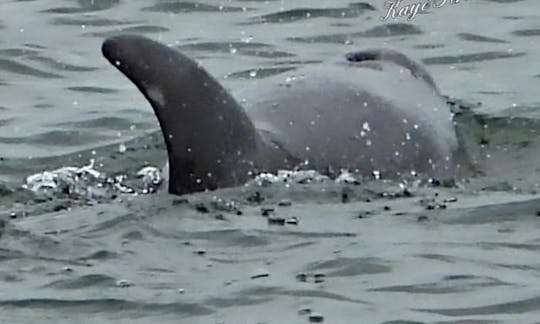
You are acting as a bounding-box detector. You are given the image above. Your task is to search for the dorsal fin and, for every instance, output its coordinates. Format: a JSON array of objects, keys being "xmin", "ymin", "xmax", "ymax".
[{"xmin": 102, "ymin": 35, "xmax": 261, "ymax": 194}]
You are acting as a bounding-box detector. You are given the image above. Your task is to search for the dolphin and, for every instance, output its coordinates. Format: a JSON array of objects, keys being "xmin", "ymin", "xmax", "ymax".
[{"xmin": 102, "ymin": 35, "xmax": 467, "ymax": 195}]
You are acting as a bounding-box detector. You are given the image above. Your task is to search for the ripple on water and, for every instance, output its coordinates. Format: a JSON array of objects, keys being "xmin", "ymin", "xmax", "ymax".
[
  {"xmin": 40, "ymin": 0, "xmax": 121, "ymax": 14},
  {"xmin": 422, "ymin": 51, "xmax": 526, "ymax": 65},
  {"xmin": 52, "ymin": 16, "xmax": 138, "ymax": 27},
  {"xmin": 141, "ymin": 1, "xmax": 250, "ymax": 13},
  {"xmin": 0, "ymin": 58, "xmax": 62, "ymax": 79},
  {"xmin": 303, "ymin": 257, "xmax": 391, "ymax": 277},
  {"xmin": 246, "ymin": 2, "xmax": 376, "ymax": 24},
  {"xmin": 0, "ymin": 298, "xmax": 214, "ymax": 317},
  {"xmin": 416, "ymin": 296, "xmax": 540, "ymax": 316},
  {"xmin": 178, "ymin": 41, "xmax": 296, "ymax": 59},
  {"xmin": 43, "ymin": 274, "xmax": 116, "ymax": 289},
  {"xmin": 0, "ymin": 130, "xmax": 111, "ymax": 146},
  {"xmin": 83, "ymin": 25, "xmax": 170, "ymax": 38},
  {"xmin": 287, "ymin": 23, "xmax": 423, "ymax": 43}
]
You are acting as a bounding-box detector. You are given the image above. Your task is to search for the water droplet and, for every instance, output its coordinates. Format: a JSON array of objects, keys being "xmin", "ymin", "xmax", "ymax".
[
  {"xmin": 362, "ymin": 122, "xmax": 370, "ymax": 132},
  {"xmin": 242, "ymin": 35, "xmax": 254, "ymax": 43}
]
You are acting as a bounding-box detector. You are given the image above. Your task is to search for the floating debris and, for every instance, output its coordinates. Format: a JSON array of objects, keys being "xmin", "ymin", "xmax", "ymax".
[
  {"xmin": 296, "ymin": 273, "xmax": 308, "ymax": 282},
  {"xmin": 115, "ymin": 279, "xmax": 133, "ymax": 287},
  {"xmin": 268, "ymin": 216, "xmax": 286, "ymax": 226},
  {"xmin": 314, "ymin": 273, "xmax": 326, "ymax": 283},
  {"xmin": 261, "ymin": 207, "xmax": 275, "ymax": 216},
  {"xmin": 278, "ymin": 199, "xmax": 292, "ymax": 207},
  {"xmin": 298, "ymin": 308, "xmax": 312, "ymax": 315},
  {"xmin": 194, "ymin": 249, "xmax": 207, "ymax": 256},
  {"xmin": 309, "ymin": 313, "xmax": 324, "ymax": 323},
  {"xmin": 417, "ymin": 215, "xmax": 429, "ymax": 222},
  {"xmin": 195, "ymin": 203, "xmax": 209, "ymax": 213},
  {"xmin": 247, "ymin": 191, "xmax": 264, "ymax": 203},
  {"xmin": 251, "ymin": 270, "xmax": 270, "ymax": 279},
  {"xmin": 286, "ymin": 217, "xmax": 299, "ymax": 225}
]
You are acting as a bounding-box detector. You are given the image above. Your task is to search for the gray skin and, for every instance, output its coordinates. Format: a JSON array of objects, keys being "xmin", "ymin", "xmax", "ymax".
[{"xmin": 102, "ymin": 35, "xmax": 467, "ymax": 195}]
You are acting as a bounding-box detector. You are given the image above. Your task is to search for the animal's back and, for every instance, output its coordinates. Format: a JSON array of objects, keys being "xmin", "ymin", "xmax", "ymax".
[{"xmin": 238, "ymin": 60, "xmax": 460, "ymax": 178}]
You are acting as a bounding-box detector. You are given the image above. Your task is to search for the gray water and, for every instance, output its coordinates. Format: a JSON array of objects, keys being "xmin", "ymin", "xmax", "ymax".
[{"xmin": 1, "ymin": 0, "xmax": 540, "ymax": 323}]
